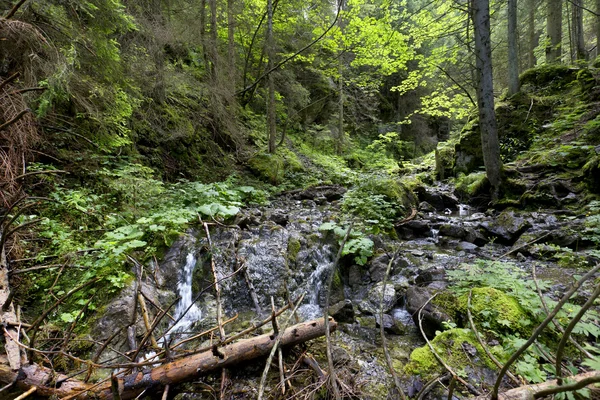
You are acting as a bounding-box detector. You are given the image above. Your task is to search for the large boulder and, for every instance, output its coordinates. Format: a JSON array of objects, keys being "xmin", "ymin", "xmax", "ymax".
[
  {"xmin": 405, "ymin": 287, "xmax": 455, "ymax": 339},
  {"xmin": 480, "ymin": 210, "xmax": 532, "ymax": 244}
]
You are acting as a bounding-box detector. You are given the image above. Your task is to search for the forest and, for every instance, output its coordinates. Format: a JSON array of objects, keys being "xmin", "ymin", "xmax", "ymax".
[{"xmin": 1, "ymin": 0, "xmax": 600, "ymax": 398}]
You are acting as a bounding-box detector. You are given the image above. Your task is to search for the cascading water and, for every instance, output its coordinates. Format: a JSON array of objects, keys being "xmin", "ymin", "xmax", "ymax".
[
  {"xmin": 164, "ymin": 252, "xmax": 203, "ymax": 343},
  {"xmin": 296, "ymin": 245, "xmax": 335, "ymax": 320}
]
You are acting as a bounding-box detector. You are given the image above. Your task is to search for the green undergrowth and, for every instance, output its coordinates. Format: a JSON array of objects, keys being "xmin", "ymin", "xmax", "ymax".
[
  {"xmin": 444, "ymin": 259, "xmax": 600, "ymax": 384},
  {"xmin": 19, "ymin": 163, "xmax": 268, "ymax": 334}
]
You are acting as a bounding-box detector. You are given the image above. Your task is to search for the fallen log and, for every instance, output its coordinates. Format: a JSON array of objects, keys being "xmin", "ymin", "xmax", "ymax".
[
  {"xmin": 1, "ymin": 317, "xmax": 336, "ymax": 399},
  {"xmin": 474, "ymin": 370, "xmax": 600, "ymax": 400}
]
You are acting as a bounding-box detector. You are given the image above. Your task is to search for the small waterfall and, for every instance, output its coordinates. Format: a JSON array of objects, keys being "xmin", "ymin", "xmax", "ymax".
[
  {"xmin": 164, "ymin": 252, "xmax": 203, "ymax": 342},
  {"xmin": 297, "ymin": 246, "xmax": 335, "ymax": 320}
]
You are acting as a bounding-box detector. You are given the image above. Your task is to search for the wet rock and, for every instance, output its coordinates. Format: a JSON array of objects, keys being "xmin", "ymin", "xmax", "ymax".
[
  {"xmin": 405, "ymin": 287, "xmax": 453, "ymax": 339},
  {"xmin": 439, "ymin": 223, "xmax": 467, "ymax": 239},
  {"xmin": 415, "ymin": 268, "xmax": 445, "ymax": 286},
  {"xmin": 419, "ymin": 201, "xmax": 435, "ymax": 212},
  {"xmin": 358, "ymin": 283, "xmax": 397, "ymax": 315},
  {"xmin": 464, "ymin": 227, "xmax": 488, "ymax": 245},
  {"xmin": 375, "ymin": 313, "xmax": 405, "ymax": 335},
  {"xmin": 396, "ymin": 226, "xmax": 415, "ymax": 240},
  {"xmin": 404, "ymin": 219, "xmax": 431, "ymax": 234},
  {"xmin": 480, "ymin": 210, "xmax": 532, "ymax": 244},
  {"xmin": 368, "ymin": 254, "xmax": 409, "ymax": 282},
  {"xmin": 330, "ymin": 300, "xmax": 355, "ymax": 323},
  {"xmin": 268, "ymin": 209, "xmax": 288, "ymax": 226},
  {"xmin": 348, "ymin": 264, "xmax": 368, "ymax": 287},
  {"xmin": 457, "ymin": 241, "xmax": 478, "ymax": 253},
  {"xmin": 295, "ymin": 185, "xmax": 347, "ymax": 201},
  {"xmin": 390, "ymin": 274, "xmax": 410, "ymax": 293}
]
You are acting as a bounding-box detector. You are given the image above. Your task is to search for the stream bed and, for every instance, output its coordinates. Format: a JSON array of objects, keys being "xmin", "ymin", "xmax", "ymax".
[{"xmin": 95, "ymin": 184, "xmax": 598, "ymax": 399}]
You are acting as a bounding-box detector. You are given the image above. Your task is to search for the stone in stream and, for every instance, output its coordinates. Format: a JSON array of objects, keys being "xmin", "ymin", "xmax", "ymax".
[
  {"xmin": 439, "ymin": 223, "xmax": 467, "ymax": 239},
  {"xmin": 405, "ymin": 286, "xmax": 454, "ymax": 339},
  {"xmin": 480, "ymin": 210, "xmax": 532, "ymax": 244},
  {"xmin": 375, "ymin": 313, "xmax": 405, "ymax": 335},
  {"xmin": 329, "ymin": 300, "xmax": 355, "ymax": 323}
]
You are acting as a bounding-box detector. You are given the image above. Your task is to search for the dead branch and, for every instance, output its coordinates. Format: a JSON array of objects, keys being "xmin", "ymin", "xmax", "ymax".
[
  {"xmin": 324, "ymin": 222, "xmax": 353, "ymax": 400},
  {"xmin": 0, "ymin": 108, "xmax": 30, "ymax": 131},
  {"xmin": 491, "ymin": 263, "xmax": 600, "ymax": 400},
  {"xmin": 532, "ymin": 264, "xmax": 592, "ymax": 359},
  {"xmin": 1, "ymin": 317, "xmax": 336, "ymax": 399},
  {"xmin": 4, "ymin": 0, "xmax": 28, "ymax": 18},
  {"xmin": 257, "ymin": 292, "xmax": 306, "ymax": 400},
  {"xmin": 474, "ymin": 370, "xmax": 600, "ymax": 400}
]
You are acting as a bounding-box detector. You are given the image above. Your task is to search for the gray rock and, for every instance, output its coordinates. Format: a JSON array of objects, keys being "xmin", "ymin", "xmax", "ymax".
[
  {"xmin": 375, "ymin": 313, "xmax": 405, "ymax": 335},
  {"xmin": 359, "ymin": 282, "xmax": 398, "ymax": 314},
  {"xmin": 348, "ymin": 264, "xmax": 368, "ymax": 287},
  {"xmin": 419, "ymin": 201, "xmax": 435, "ymax": 212},
  {"xmin": 405, "ymin": 286, "xmax": 453, "ymax": 339},
  {"xmin": 457, "ymin": 241, "xmax": 478, "ymax": 253},
  {"xmin": 439, "ymin": 223, "xmax": 467, "ymax": 239},
  {"xmin": 480, "ymin": 210, "xmax": 532, "ymax": 244},
  {"xmin": 464, "ymin": 227, "xmax": 488, "ymax": 245},
  {"xmin": 330, "ymin": 300, "xmax": 355, "ymax": 323},
  {"xmin": 405, "ymin": 220, "xmax": 431, "ymax": 233}
]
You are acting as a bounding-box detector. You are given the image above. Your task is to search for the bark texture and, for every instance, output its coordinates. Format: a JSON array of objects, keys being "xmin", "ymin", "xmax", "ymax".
[
  {"xmin": 508, "ymin": 0, "xmax": 519, "ymax": 95},
  {"xmin": 472, "ymin": 0, "xmax": 502, "ymax": 195},
  {"xmin": 1, "ymin": 318, "xmax": 336, "ymax": 399},
  {"xmin": 546, "ymin": 0, "xmax": 562, "ymax": 63}
]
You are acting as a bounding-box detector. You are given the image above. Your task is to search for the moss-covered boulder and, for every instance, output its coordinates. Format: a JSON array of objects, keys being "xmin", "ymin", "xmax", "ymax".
[
  {"xmin": 453, "ymin": 122, "xmax": 483, "ymax": 176},
  {"xmin": 405, "ymin": 328, "xmax": 499, "ymax": 381},
  {"xmin": 520, "ymin": 64, "xmax": 577, "ymax": 94},
  {"xmin": 457, "ymin": 287, "xmax": 531, "ymax": 334}
]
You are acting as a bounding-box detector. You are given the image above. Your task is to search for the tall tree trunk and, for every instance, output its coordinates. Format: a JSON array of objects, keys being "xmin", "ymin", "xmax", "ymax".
[
  {"xmin": 227, "ymin": 0, "xmax": 236, "ymax": 88},
  {"xmin": 471, "ymin": 0, "xmax": 502, "ymax": 197},
  {"xmin": 336, "ymin": 2, "xmax": 344, "ymax": 155},
  {"xmin": 527, "ymin": 0, "xmax": 536, "ymax": 67},
  {"xmin": 266, "ymin": 0, "xmax": 276, "ymax": 153},
  {"xmin": 508, "ymin": 0, "xmax": 519, "ymax": 95},
  {"xmin": 200, "ymin": 0, "xmax": 208, "ymax": 69},
  {"xmin": 597, "ymin": 0, "xmax": 600, "ymax": 57},
  {"xmin": 546, "ymin": 0, "xmax": 562, "ymax": 63},
  {"xmin": 571, "ymin": 0, "xmax": 586, "ymax": 60},
  {"xmin": 209, "ymin": 0, "xmax": 218, "ymax": 76}
]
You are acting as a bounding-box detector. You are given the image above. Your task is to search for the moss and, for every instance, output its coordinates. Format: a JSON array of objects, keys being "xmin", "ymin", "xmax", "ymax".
[
  {"xmin": 435, "ymin": 144, "xmax": 455, "ymax": 180},
  {"xmin": 457, "ymin": 287, "xmax": 530, "ymax": 334},
  {"xmin": 520, "ymin": 64, "xmax": 577, "ymax": 93},
  {"xmin": 453, "ymin": 124, "xmax": 483, "ymax": 175},
  {"xmin": 405, "ymin": 328, "xmax": 497, "ymax": 380},
  {"xmin": 454, "ymin": 172, "xmax": 488, "ymax": 199},
  {"xmin": 287, "ymin": 237, "xmax": 301, "ymax": 263},
  {"xmin": 248, "ymin": 152, "xmax": 284, "ymax": 184}
]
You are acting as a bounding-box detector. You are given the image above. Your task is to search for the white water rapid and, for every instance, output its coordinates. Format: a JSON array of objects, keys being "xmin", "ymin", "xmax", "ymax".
[{"xmin": 164, "ymin": 252, "xmax": 203, "ymax": 343}]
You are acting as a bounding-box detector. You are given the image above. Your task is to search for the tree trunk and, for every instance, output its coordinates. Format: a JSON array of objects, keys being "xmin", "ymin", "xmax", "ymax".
[
  {"xmin": 597, "ymin": 0, "xmax": 600, "ymax": 57},
  {"xmin": 227, "ymin": 0, "xmax": 236, "ymax": 88},
  {"xmin": 336, "ymin": 2, "xmax": 344, "ymax": 155},
  {"xmin": 266, "ymin": 0, "xmax": 277, "ymax": 153},
  {"xmin": 527, "ymin": 0, "xmax": 537, "ymax": 68},
  {"xmin": 209, "ymin": 0, "xmax": 218, "ymax": 76},
  {"xmin": 546, "ymin": 0, "xmax": 562, "ymax": 63},
  {"xmin": 508, "ymin": 0, "xmax": 519, "ymax": 95},
  {"xmin": 1, "ymin": 318, "xmax": 337, "ymax": 399},
  {"xmin": 472, "ymin": 0, "xmax": 502, "ymax": 197},
  {"xmin": 571, "ymin": 0, "xmax": 586, "ymax": 60}
]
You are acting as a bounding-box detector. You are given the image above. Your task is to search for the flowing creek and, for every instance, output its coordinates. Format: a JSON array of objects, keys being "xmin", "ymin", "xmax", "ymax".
[{"xmin": 97, "ymin": 184, "xmax": 598, "ymax": 398}]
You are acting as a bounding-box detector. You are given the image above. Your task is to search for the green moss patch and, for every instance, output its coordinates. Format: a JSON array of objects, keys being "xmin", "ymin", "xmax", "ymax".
[
  {"xmin": 457, "ymin": 287, "xmax": 530, "ymax": 334},
  {"xmin": 405, "ymin": 328, "xmax": 498, "ymax": 380}
]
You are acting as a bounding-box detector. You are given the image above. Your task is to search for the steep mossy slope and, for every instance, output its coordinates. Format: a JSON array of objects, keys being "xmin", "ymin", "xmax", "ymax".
[{"xmin": 451, "ymin": 63, "xmax": 600, "ymax": 209}]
